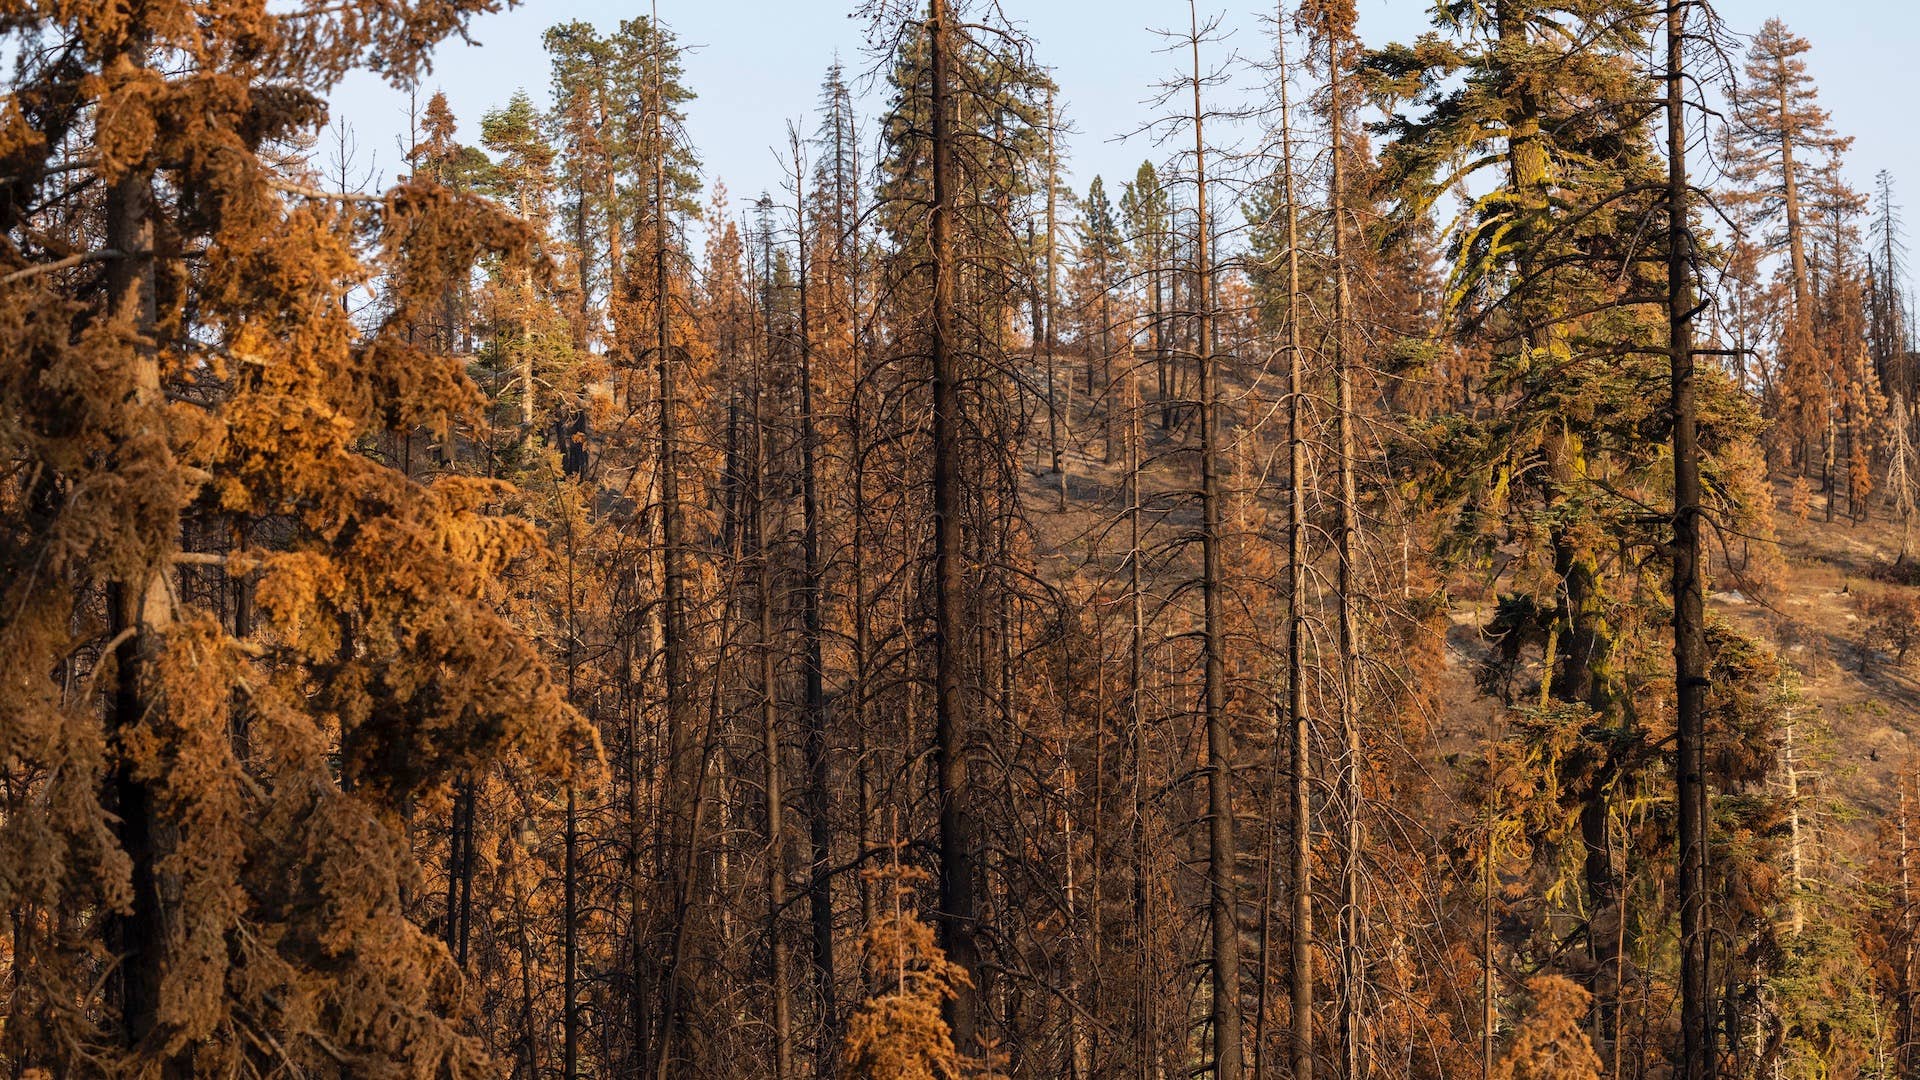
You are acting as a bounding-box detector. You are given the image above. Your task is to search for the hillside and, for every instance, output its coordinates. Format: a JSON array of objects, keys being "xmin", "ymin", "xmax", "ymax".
[
  {"xmin": 1018, "ymin": 352, "xmax": 1920, "ymax": 825},
  {"xmin": 1716, "ymin": 485, "xmax": 1920, "ymax": 817}
]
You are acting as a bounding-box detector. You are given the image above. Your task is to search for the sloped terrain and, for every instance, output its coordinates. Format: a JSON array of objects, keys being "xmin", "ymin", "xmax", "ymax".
[
  {"xmin": 1016, "ymin": 354, "xmax": 1919, "ymax": 829},
  {"xmin": 1715, "ymin": 485, "xmax": 1920, "ymax": 817}
]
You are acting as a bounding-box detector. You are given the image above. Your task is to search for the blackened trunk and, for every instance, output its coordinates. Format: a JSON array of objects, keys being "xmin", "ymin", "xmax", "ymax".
[
  {"xmin": 928, "ymin": 0, "xmax": 981, "ymax": 1052},
  {"xmin": 1187, "ymin": 9, "xmax": 1242, "ymax": 1074},
  {"xmin": 792, "ymin": 156, "xmax": 840, "ymax": 1072},
  {"xmin": 1668, "ymin": 6, "xmax": 1712, "ymax": 1077}
]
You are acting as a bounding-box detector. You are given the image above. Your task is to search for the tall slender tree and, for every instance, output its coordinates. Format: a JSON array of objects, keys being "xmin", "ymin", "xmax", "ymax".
[{"xmin": 1667, "ymin": 9, "xmax": 1710, "ymax": 1076}]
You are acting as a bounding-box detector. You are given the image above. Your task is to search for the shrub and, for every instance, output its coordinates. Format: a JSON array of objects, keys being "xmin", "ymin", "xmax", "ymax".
[{"xmin": 1856, "ymin": 589, "xmax": 1920, "ymax": 672}]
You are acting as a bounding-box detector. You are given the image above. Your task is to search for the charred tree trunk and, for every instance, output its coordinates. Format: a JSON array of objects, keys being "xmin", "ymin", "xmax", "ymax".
[
  {"xmin": 563, "ymin": 494, "xmax": 585, "ymax": 1080},
  {"xmin": 1322, "ymin": 14, "xmax": 1365, "ymax": 1079},
  {"xmin": 755, "ymin": 355, "xmax": 795, "ymax": 1080},
  {"xmin": 1127, "ymin": 336, "xmax": 1160, "ymax": 1080},
  {"xmin": 790, "ymin": 138, "xmax": 840, "ymax": 1072},
  {"xmin": 649, "ymin": 5, "xmax": 696, "ymax": 1066},
  {"xmin": 104, "ymin": 38, "xmax": 171, "ymax": 1050},
  {"xmin": 1188, "ymin": 7, "xmax": 1242, "ymax": 1074},
  {"xmin": 928, "ymin": 0, "xmax": 981, "ymax": 1053},
  {"xmin": 1046, "ymin": 90, "xmax": 1066, "ymax": 512},
  {"xmin": 1668, "ymin": 6, "xmax": 1712, "ymax": 1077},
  {"xmin": 1278, "ymin": 17, "xmax": 1315, "ymax": 1079}
]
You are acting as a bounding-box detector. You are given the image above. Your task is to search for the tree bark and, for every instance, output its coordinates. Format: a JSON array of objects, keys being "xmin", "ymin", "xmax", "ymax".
[
  {"xmin": 1127, "ymin": 333, "xmax": 1160, "ymax": 1080},
  {"xmin": 756, "ymin": 359, "xmax": 795, "ymax": 1080},
  {"xmin": 1188, "ymin": 7, "xmax": 1243, "ymax": 1074},
  {"xmin": 649, "ymin": 5, "xmax": 695, "ymax": 1066},
  {"xmin": 1324, "ymin": 15, "xmax": 1365, "ymax": 1080},
  {"xmin": 1280, "ymin": 17, "xmax": 1314, "ymax": 1078},
  {"xmin": 1667, "ymin": 6, "xmax": 1713, "ymax": 1077},
  {"xmin": 791, "ymin": 137, "xmax": 840, "ymax": 1072},
  {"xmin": 104, "ymin": 39, "xmax": 172, "ymax": 1049},
  {"xmin": 928, "ymin": 0, "xmax": 981, "ymax": 1053}
]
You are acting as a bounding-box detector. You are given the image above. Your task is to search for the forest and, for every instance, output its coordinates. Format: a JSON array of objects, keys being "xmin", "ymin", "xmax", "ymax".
[{"xmin": 1, "ymin": 0, "xmax": 1917, "ymax": 1077}]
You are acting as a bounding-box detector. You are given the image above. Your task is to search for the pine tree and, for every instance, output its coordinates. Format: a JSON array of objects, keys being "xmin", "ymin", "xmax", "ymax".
[
  {"xmin": 1173, "ymin": 5, "xmax": 1241, "ymax": 1072},
  {"xmin": 1073, "ymin": 176, "xmax": 1126, "ymax": 463},
  {"xmin": 0, "ymin": 2, "xmax": 588, "ymax": 1073},
  {"xmin": 1491, "ymin": 978, "xmax": 1603, "ymax": 1080},
  {"xmin": 844, "ymin": 864, "xmax": 974, "ymax": 1080},
  {"xmin": 1727, "ymin": 18, "xmax": 1854, "ymax": 480},
  {"xmin": 1120, "ymin": 162, "xmax": 1174, "ymax": 430},
  {"xmin": 1729, "ymin": 19, "xmax": 1850, "ymax": 329},
  {"xmin": 1664, "ymin": 9, "xmax": 1710, "ymax": 1071},
  {"xmin": 869, "ymin": 0, "xmax": 1048, "ymax": 1055},
  {"xmin": 1869, "ymin": 172, "xmax": 1912, "ymax": 404},
  {"xmin": 1373, "ymin": 1, "xmax": 1673, "ymax": 1054}
]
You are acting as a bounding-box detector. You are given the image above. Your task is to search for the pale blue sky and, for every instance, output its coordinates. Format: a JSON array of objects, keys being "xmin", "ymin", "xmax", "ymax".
[{"xmin": 329, "ymin": 1, "xmax": 1918, "ymax": 238}]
